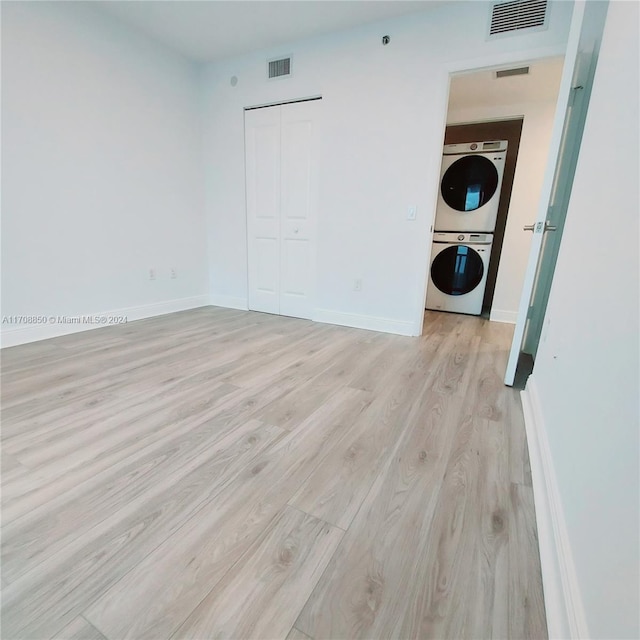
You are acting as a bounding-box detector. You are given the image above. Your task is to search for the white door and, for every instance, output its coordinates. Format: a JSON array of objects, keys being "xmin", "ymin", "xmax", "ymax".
[
  {"xmin": 504, "ymin": 0, "xmax": 608, "ymax": 386},
  {"xmin": 245, "ymin": 100, "xmax": 319, "ymax": 319}
]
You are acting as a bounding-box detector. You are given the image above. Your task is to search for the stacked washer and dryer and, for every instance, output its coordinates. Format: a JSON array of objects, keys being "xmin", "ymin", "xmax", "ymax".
[{"xmin": 426, "ymin": 140, "xmax": 508, "ymax": 316}]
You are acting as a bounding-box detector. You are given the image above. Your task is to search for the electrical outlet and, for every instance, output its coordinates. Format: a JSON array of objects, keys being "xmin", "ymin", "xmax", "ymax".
[
  {"xmin": 354, "ymin": 278, "xmax": 363, "ymax": 292},
  {"xmin": 149, "ymin": 268, "xmax": 156, "ymax": 281},
  {"xmin": 170, "ymin": 268, "xmax": 177, "ymax": 279}
]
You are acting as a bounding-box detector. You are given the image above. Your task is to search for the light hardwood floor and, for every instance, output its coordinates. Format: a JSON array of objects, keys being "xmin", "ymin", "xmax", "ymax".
[{"xmin": 1, "ymin": 307, "xmax": 546, "ymax": 640}]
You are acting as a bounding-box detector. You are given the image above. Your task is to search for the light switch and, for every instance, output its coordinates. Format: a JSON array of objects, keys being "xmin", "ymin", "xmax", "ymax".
[{"xmin": 407, "ymin": 206, "xmax": 417, "ymax": 220}]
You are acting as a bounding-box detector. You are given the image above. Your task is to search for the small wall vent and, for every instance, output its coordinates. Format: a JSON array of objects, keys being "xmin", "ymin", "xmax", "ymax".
[
  {"xmin": 268, "ymin": 57, "xmax": 291, "ymax": 79},
  {"xmin": 489, "ymin": 0, "xmax": 548, "ymax": 37},
  {"xmin": 496, "ymin": 66, "xmax": 530, "ymax": 78}
]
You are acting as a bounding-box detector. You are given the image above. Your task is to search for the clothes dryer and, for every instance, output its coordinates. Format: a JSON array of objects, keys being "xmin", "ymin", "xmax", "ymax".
[{"xmin": 435, "ymin": 141, "xmax": 507, "ymax": 232}]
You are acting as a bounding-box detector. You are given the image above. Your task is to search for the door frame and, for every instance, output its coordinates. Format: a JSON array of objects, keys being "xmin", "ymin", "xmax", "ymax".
[{"xmin": 413, "ymin": 32, "xmax": 580, "ymax": 338}]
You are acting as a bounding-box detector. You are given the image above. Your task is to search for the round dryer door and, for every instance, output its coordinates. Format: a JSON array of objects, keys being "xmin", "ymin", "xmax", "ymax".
[
  {"xmin": 441, "ymin": 155, "xmax": 499, "ymax": 212},
  {"xmin": 431, "ymin": 245, "xmax": 484, "ymax": 296}
]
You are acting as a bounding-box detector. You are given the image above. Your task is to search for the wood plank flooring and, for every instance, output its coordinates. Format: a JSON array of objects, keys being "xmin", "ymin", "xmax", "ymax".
[{"xmin": 0, "ymin": 307, "xmax": 547, "ymax": 639}]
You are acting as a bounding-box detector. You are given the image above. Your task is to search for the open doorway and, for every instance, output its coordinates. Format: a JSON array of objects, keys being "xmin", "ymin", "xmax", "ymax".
[{"xmin": 423, "ymin": 57, "xmax": 564, "ymax": 387}]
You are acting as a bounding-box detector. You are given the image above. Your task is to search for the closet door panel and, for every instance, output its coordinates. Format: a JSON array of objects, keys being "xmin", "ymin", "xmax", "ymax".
[
  {"xmin": 279, "ymin": 101, "xmax": 319, "ymax": 320},
  {"xmin": 245, "ymin": 106, "xmax": 281, "ymax": 314}
]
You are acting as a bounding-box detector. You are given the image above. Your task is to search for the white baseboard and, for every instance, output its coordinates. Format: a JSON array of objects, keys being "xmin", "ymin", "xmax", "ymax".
[
  {"xmin": 313, "ymin": 308, "xmax": 420, "ymax": 336},
  {"xmin": 489, "ymin": 308, "xmax": 518, "ymax": 324},
  {"xmin": 0, "ymin": 295, "xmax": 210, "ymax": 348},
  {"xmin": 521, "ymin": 378, "xmax": 589, "ymax": 640},
  {"xmin": 208, "ymin": 294, "xmax": 248, "ymax": 311},
  {"xmin": 205, "ymin": 301, "xmax": 419, "ymax": 336}
]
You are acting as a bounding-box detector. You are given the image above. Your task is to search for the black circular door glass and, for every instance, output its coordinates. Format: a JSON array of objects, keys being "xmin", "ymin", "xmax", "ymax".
[
  {"xmin": 431, "ymin": 245, "xmax": 484, "ymax": 296},
  {"xmin": 441, "ymin": 156, "xmax": 499, "ymax": 211}
]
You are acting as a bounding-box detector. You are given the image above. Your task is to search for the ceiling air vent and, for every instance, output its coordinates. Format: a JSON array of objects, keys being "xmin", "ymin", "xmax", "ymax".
[
  {"xmin": 268, "ymin": 56, "xmax": 291, "ymax": 79},
  {"xmin": 496, "ymin": 66, "xmax": 530, "ymax": 78},
  {"xmin": 489, "ymin": 0, "xmax": 548, "ymax": 37}
]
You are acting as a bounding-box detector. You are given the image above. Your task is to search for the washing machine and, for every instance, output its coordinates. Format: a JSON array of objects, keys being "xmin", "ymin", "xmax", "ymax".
[
  {"xmin": 426, "ymin": 232, "xmax": 493, "ymax": 316},
  {"xmin": 435, "ymin": 140, "xmax": 507, "ymax": 232}
]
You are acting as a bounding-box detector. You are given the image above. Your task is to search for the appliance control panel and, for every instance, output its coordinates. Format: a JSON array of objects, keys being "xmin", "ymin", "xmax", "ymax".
[
  {"xmin": 443, "ymin": 140, "xmax": 508, "ymax": 155},
  {"xmin": 433, "ymin": 231, "xmax": 493, "ymax": 244}
]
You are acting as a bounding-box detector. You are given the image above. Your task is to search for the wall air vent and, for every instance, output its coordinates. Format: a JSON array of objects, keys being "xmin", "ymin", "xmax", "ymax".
[
  {"xmin": 489, "ymin": 0, "xmax": 548, "ymax": 37},
  {"xmin": 268, "ymin": 56, "xmax": 292, "ymax": 79},
  {"xmin": 496, "ymin": 66, "xmax": 530, "ymax": 78}
]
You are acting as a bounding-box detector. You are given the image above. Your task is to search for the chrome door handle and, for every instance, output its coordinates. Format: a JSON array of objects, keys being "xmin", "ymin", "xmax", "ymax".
[{"xmin": 523, "ymin": 222, "xmax": 557, "ymax": 232}]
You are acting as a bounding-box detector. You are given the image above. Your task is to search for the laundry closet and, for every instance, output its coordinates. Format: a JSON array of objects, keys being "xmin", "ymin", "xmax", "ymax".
[
  {"xmin": 425, "ymin": 58, "xmax": 565, "ymax": 322},
  {"xmin": 426, "ymin": 137, "xmax": 510, "ymax": 316}
]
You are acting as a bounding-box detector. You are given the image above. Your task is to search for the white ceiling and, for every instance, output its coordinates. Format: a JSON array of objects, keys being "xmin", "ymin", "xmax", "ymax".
[
  {"xmin": 96, "ymin": 1, "xmax": 442, "ymax": 63},
  {"xmin": 448, "ymin": 56, "xmax": 566, "ymax": 111}
]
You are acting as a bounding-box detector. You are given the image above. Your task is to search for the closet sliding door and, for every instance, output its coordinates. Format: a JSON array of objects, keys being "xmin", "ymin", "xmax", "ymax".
[{"xmin": 245, "ymin": 99, "xmax": 319, "ymax": 320}]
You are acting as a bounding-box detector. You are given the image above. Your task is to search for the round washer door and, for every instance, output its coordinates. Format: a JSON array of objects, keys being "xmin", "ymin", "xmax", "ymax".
[
  {"xmin": 431, "ymin": 245, "xmax": 484, "ymax": 296},
  {"xmin": 441, "ymin": 155, "xmax": 499, "ymax": 212}
]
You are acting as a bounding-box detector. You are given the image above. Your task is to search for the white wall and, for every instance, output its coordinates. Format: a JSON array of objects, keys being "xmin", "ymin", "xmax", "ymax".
[
  {"xmin": 528, "ymin": 1, "xmax": 639, "ymax": 637},
  {"xmin": 447, "ymin": 59, "xmax": 563, "ymax": 323},
  {"xmin": 1, "ymin": 2, "xmax": 208, "ymax": 346},
  {"xmin": 202, "ymin": 1, "xmax": 574, "ymax": 334}
]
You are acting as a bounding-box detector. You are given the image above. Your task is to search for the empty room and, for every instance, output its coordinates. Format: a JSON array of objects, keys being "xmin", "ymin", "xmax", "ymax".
[{"xmin": 1, "ymin": 1, "xmax": 638, "ymax": 639}]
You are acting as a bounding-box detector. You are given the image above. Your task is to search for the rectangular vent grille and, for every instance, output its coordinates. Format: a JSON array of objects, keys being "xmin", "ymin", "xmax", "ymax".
[
  {"xmin": 490, "ymin": 0, "xmax": 548, "ymax": 36},
  {"xmin": 268, "ymin": 57, "xmax": 291, "ymax": 79},
  {"xmin": 496, "ymin": 66, "xmax": 530, "ymax": 78}
]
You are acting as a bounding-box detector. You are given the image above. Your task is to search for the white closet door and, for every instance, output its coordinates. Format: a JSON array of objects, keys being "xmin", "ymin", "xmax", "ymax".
[
  {"xmin": 279, "ymin": 100, "xmax": 319, "ymax": 320},
  {"xmin": 245, "ymin": 100, "xmax": 319, "ymax": 319},
  {"xmin": 245, "ymin": 106, "xmax": 281, "ymax": 315}
]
